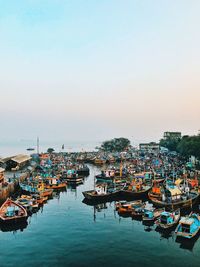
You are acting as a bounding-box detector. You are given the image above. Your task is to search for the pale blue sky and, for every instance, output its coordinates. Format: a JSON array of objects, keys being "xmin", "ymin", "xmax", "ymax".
[{"xmin": 0, "ymin": 0, "xmax": 200, "ymax": 144}]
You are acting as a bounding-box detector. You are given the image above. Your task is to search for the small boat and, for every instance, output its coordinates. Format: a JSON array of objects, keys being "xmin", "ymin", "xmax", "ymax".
[
  {"xmin": 142, "ymin": 208, "xmax": 164, "ymax": 223},
  {"xmin": 0, "ymin": 199, "xmax": 27, "ymax": 223},
  {"xmin": 175, "ymin": 213, "xmax": 200, "ymax": 239},
  {"xmin": 156, "ymin": 209, "xmax": 180, "ymax": 230},
  {"xmin": 116, "ymin": 200, "xmax": 144, "ymax": 216}
]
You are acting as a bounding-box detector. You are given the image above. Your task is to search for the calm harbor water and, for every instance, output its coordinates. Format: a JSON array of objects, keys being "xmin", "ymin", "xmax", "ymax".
[
  {"xmin": 0, "ymin": 140, "xmax": 100, "ymax": 157},
  {"xmin": 1, "ymin": 165, "xmax": 200, "ymax": 267}
]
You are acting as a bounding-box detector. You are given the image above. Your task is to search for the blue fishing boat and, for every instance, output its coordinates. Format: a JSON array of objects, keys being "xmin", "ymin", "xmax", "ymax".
[
  {"xmin": 142, "ymin": 208, "xmax": 164, "ymax": 223},
  {"xmin": 156, "ymin": 209, "xmax": 180, "ymax": 230},
  {"xmin": 175, "ymin": 213, "xmax": 200, "ymax": 239},
  {"xmin": 19, "ymin": 183, "xmax": 38, "ymax": 194}
]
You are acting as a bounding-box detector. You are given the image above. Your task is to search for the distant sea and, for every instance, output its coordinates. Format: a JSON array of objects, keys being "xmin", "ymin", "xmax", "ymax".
[{"xmin": 0, "ymin": 139, "xmax": 101, "ymax": 157}]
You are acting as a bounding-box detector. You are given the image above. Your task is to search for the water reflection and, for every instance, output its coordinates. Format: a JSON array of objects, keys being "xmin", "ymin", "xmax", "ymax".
[
  {"xmin": 0, "ymin": 221, "xmax": 28, "ymax": 233},
  {"xmin": 175, "ymin": 232, "xmax": 200, "ymax": 252},
  {"xmin": 143, "ymin": 225, "xmax": 154, "ymax": 232}
]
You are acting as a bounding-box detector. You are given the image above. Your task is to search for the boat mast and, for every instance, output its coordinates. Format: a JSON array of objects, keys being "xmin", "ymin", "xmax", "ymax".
[{"xmin": 37, "ymin": 137, "xmax": 40, "ymax": 154}]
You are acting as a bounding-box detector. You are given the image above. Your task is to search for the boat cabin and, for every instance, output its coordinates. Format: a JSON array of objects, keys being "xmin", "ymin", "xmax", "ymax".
[
  {"xmin": 95, "ymin": 184, "xmax": 107, "ymax": 195},
  {"xmin": 160, "ymin": 211, "xmax": 174, "ymax": 224},
  {"xmin": 48, "ymin": 177, "xmax": 60, "ymax": 185},
  {"xmin": 144, "ymin": 210, "xmax": 154, "ymax": 219},
  {"xmin": 179, "ymin": 218, "xmax": 196, "ymax": 234},
  {"xmin": 165, "ymin": 187, "xmax": 181, "ymax": 202},
  {"xmin": 6, "ymin": 206, "xmax": 20, "ymax": 217}
]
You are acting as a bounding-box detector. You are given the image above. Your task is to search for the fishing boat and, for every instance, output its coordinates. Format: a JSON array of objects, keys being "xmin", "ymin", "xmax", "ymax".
[
  {"xmin": 119, "ymin": 181, "xmax": 152, "ymax": 199},
  {"xmin": 45, "ymin": 177, "xmax": 67, "ymax": 190},
  {"xmin": 37, "ymin": 183, "xmax": 53, "ymax": 198},
  {"xmin": 95, "ymin": 169, "xmax": 115, "ymax": 182},
  {"xmin": 82, "ymin": 184, "xmax": 119, "ymax": 201},
  {"xmin": 0, "ymin": 199, "xmax": 27, "ymax": 223},
  {"xmin": 142, "ymin": 208, "xmax": 164, "ymax": 223},
  {"xmin": 20, "ymin": 182, "xmax": 53, "ymax": 198},
  {"xmin": 94, "ymin": 158, "xmax": 106, "ymax": 165},
  {"xmin": 155, "ymin": 209, "xmax": 180, "ymax": 230},
  {"xmin": 148, "ymin": 181, "xmax": 162, "ymax": 200},
  {"xmin": 19, "ymin": 182, "xmax": 38, "ymax": 194},
  {"xmin": 65, "ymin": 177, "xmax": 83, "ymax": 184},
  {"xmin": 64, "ymin": 170, "xmax": 83, "ymax": 184},
  {"xmin": 149, "ymin": 189, "xmax": 199, "ymax": 209},
  {"xmin": 16, "ymin": 197, "xmax": 33, "ymax": 213},
  {"xmin": 131, "ymin": 206, "xmax": 145, "ymax": 220},
  {"xmin": 175, "ymin": 213, "xmax": 200, "ymax": 239},
  {"xmin": 95, "ymin": 174, "xmax": 114, "ymax": 182},
  {"xmin": 39, "ymin": 189, "xmax": 53, "ymax": 198},
  {"xmin": 32, "ymin": 194, "xmax": 48, "ymax": 205},
  {"xmin": 18, "ymin": 195, "xmax": 39, "ymax": 211},
  {"xmin": 116, "ymin": 200, "xmax": 144, "ymax": 216},
  {"xmin": 76, "ymin": 165, "xmax": 90, "ymax": 176}
]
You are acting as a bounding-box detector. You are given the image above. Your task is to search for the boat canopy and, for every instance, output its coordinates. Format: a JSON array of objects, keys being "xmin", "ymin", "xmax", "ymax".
[
  {"xmin": 168, "ymin": 188, "xmax": 181, "ymax": 196},
  {"xmin": 161, "ymin": 211, "xmax": 170, "ymax": 217},
  {"xmin": 180, "ymin": 218, "xmax": 194, "ymax": 225},
  {"xmin": 175, "ymin": 179, "xmax": 183, "ymax": 186}
]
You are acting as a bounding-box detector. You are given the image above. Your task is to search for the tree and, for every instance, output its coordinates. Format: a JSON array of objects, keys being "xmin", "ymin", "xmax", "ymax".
[
  {"xmin": 100, "ymin": 138, "xmax": 130, "ymax": 152},
  {"xmin": 159, "ymin": 137, "xmax": 181, "ymax": 151},
  {"xmin": 47, "ymin": 148, "xmax": 55, "ymax": 154},
  {"xmin": 177, "ymin": 135, "xmax": 200, "ymax": 159}
]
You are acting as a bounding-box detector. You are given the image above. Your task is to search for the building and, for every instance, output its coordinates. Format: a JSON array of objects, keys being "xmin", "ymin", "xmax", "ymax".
[
  {"xmin": 164, "ymin": 132, "xmax": 181, "ymax": 140},
  {"xmin": 139, "ymin": 142, "xmax": 160, "ymax": 153},
  {"xmin": 0, "ymin": 168, "xmax": 5, "ymax": 184},
  {"xmin": 0, "ymin": 154, "xmax": 32, "ymax": 171}
]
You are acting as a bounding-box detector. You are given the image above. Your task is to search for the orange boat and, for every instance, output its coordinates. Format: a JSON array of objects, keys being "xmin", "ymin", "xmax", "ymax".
[
  {"xmin": 117, "ymin": 200, "xmax": 144, "ymax": 216},
  {"xmin": 39, "ymin": 189, "xmax": 53, "ymax": 198},
  {"xmin": 37, "ymin": 183, "xmax": 53, "ymax": 198},
  {"xmin": 45, "ymin": 178, "xmax": 67, "ymax": 190},
  {"xmin": 34, "ymin": 195, "xmax": 48, "ymax": 205},
  {"xmin": 46, "ymin": 183, "xmax": 67, "ymax": 190}
]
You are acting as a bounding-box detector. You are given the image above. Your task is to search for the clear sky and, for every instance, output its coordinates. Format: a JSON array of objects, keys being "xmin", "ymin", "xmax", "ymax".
[{"xmin": 0, "ymin": 0, "xmax": 200, "ymax": 144}]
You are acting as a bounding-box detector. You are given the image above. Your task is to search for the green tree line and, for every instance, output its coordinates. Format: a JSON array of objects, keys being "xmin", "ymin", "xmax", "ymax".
[{"xmin": 160, "ymin": 134, "xmax": 200, "ymax": 159}]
